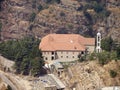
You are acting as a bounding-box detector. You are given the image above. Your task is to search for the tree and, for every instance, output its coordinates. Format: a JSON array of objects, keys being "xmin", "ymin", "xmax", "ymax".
[
  {"xmin": 97, "ymin": 51, "xmax": 110, "ymax": 65},
  {"xmin": 101, "ymin": 36, "xmax": 113, "ymax": 52},
  {"xmin": 110, "ymin": 70, "xmax": 117, "ymax": 78},
  {"xmin": 44, "ymin": 0, "xmax": 61, "ymax": 4},
  {"xmin": 6, "ymin": 85, "xmax": 12, "ymax": 90},
  {"xmin": 89, "ymin": 52, "xmax": 97, "ymax": 60},
  {"xmin": 0, "ymin": 22, "xmax": 2, "ymax": 40},
  {"xmin": 0, "ymin": 0, "xmax": 4, "ymax": 11},
  {"xmin": 20, "ymin": 58, "xmax": 30, "ymax": 75},
  {"xmin": 54, "ymin": 0, "xmax": 61, "ymax": 4},
  {"xmin": 0, "ymin": 36, "xmax": 45, "ymax": 76},
  {"xmin": 92, "ymin": 1, "xmax": 103, "ymax": 13},
  {"xmin": 31, "ymin": 57, "xmax": 44, "ymax": 76},
  {"xmin": 29, "ymin": 12, "xmax": 36, "ymax": 22},
  {"xmin": 37, "ymin": 4, "xmax": 43, "ymax": 12},
  {"xmin": 60, "ymin": 11, "xmax": 65, "ymax": 17},
  {"xmin": 56, "ymin": 27, "xmax": 68, "ymax": 34},
  {"xmin": 110, "ymin": 51, "xmax": 117, "ymax": 60},
  {"xmin": 116, "ymin": 45, "xmax": 120, "ymax": 59}
]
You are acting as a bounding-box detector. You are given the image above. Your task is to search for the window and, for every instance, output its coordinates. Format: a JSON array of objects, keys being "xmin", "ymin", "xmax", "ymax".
[
  {"xmin": 98, "ymin": 49, "xmax": 100, "ymax": 53},
  {"xmin": 45, "ymin": 57, "xmax": 48, "ymax": 60},
  {"xmin": 98, "ymin": 43, "xmax": 100, "ymax": 46},
  {"xmin": 61, "ymin": 56, "xmax": 63, "ymax": 58},
  {"xmin": 66, "ymin": 56, "xmax": 68, "ymax": 58},
  {"xmin": 61, "ymin": 52, "xmax": 63, "ymax": 54},
  {"xmin": 47, "ymin": 52, "xmax": 49, "ymax": 54},
  {"xmin": 52, "ymin": 52, "xmax": 54, "ymax": 55},
  {"xmin": 81, "ymin": 51, "xmax": 84, "ymax": 54},
  {"xmin": 73, "ymin": 56, "xmax": 74, "ymax": 58},
  {"xmin": 98, "ymin": 36, "xmax": 100, "ymax": 41},
  {"xmin": 66, "ymin": 52, "xmax": 68, "ymax": 54},
  {"xmin": 51, "ymin": 56, "xmax": 54, "ymax": 60}
]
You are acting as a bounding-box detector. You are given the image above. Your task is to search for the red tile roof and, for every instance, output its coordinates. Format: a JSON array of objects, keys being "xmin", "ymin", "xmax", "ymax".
[{"xmin": 39, "ymin": 34, "xmax": 95, "ymax": 51}]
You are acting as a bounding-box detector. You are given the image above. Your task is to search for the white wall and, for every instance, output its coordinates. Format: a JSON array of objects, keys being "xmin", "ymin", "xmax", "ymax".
[{"xmin": 42, "ymin": 51, "xmax": 83, "ymax": 61}]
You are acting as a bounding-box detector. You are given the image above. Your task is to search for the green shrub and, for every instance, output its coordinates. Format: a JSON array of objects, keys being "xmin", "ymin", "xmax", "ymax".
[
  {"xmin": 0, "ymin": 0, "xmax": 4, "ymax": 11},
  {"xmin": 0, "ymin": 22, "xmax": 2, "ymax": 40},
  {"xmin": 6, "ymin": 85, "xmax": 12, "ymax": 90},
  {"xmin": 110, "ymin": 51, "xmax": 117, "ymax": 60},
  {"xmin": 89, "ymin": 52, "xmax": 97, "ymax": 60},
  {"xmin": 110, "ymin": 70, "xmax": 117, "ymax": 78},
  {"xmin": 78, "ymin": 55, "xmax": 86, "ymax": 62},
  {"xmin": 101, "ymin": 36, "xmax": 113, "ymax": 52},
  {"xmin": 92, "ymin": 1, "xmax": 103, "ymax": 13},
  {"xmin": 45, "ymin": 0, "xmax": 61, "ymax": 4},
  {"xmin": 79, "ymin": 56, "xmax": 86, "ymax": 62},
  {"xmin": 83, "ymin": 11, "xmax": 92, "ymax": 21},
  {"xmin": 0, "ymin": 36, "xmax": 44, "ymax": 76},
  {"xmin": 116, "ymin": 45, "xmax": 120, "ymax": 59},
  {"xmin": 29, "ymin": 24, "xmax": 33, "ymax": 31},
  {"xmin": 60, "ymin": 12, "xmax": 65, "ymax": 17},
  {"xmin": 32, "ymin": 0, "xmax": 36, "ymax": 8},
  {"xmin": 54, "ymin": 0, "xmax": 61, "ymax": 4},
  {"xmin": 29, "ymin": 12, "xmax": 36, "ymax": 22},
  {"xmin": 67, "ymin": 24, "xmax": 73, "ymax": 29},
  {"xmin": 97, "ymin": 51, "xmax": 110, "ymax": 65},
  {"xmin": 37, "ymin": 4, "xmax": 43, "ymax": 12},
  {"xmin": 0, "ymin": 22, "xmax": 2, "ymax": 29},
  {"xmin": 56, "ymin": 28, "xmax": 68, "ymax": 34}
]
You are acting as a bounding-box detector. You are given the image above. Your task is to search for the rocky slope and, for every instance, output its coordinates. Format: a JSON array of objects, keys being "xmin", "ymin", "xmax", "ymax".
[
  {"xmin": 60, "ymin": 60, "xmax": 120, "ymax": 90},
  {"xmin": 0, "ymin": 0, "xmax": 120, "ymax": 42},
  {"xmin": 0, "ymin": 78, "xmax": 7, "ymax": 90}
]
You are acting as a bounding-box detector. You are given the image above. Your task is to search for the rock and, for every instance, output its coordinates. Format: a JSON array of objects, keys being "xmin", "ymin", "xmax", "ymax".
[{"xmin": 0, "ymin": 0, "xmax": 119, "ymax": 42}]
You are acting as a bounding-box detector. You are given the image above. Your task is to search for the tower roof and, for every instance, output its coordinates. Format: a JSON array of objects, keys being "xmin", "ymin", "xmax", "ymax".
[{"xmin": 97, "ymin": 32, "xmax": 101, "ymax": 36}]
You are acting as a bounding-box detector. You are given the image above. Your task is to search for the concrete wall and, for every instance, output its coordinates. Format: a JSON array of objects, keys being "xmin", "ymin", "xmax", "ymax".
[
  {"xmin": 42, "ymin": 51, "xmax": 53, "ymax": 61},
  {"xmin": 56, "ymin": 51, "xmax": 81, "ymax": 60},
  {"xmin": 85, "ymin": 45, "xmax": 95, "ymax": 53},
  {"xmin": 42, "ymin": 45, "xmax": 95, "ymax": 61},
  {"xmin": 42, "ymin": 51, "xmax": 84, "ymax": 61}
]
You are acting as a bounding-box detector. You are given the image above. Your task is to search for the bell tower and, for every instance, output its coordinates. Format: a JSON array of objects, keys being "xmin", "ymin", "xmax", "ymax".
[{"xmin": 96, "ymin": 31, "xmax": 101, "ymax": 53}]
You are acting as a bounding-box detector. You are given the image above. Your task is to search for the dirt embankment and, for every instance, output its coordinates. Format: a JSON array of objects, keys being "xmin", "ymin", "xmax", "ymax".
[{"xmin": 0, "ymin": 78, "xmax": 7, "ymax": 90}]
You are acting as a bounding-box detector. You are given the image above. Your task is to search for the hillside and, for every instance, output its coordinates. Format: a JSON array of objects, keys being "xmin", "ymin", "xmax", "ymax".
[
  {"xmin": 0, "ymin": 0, "xmax": 120, "ymax": 42},
  {"xmin": 0, "ymin": 78, "xmax": 7, "ymax": 90},
  {"xmin": 60, "ymin": 60, "xmax": 120, "ymax": 90}
]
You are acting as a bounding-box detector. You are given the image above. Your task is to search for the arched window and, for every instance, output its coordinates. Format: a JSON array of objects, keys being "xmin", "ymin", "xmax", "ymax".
[
  {"xmin": 51, "ymin": 56, "xmax": 54, "ymax": 60},
  {"xmin": 98, "ymin": 36, "xmax": 100, "ymax": 42}
]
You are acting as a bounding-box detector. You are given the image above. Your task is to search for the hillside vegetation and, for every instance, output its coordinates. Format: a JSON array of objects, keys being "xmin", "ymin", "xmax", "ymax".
[
  {"xmin": 0, "ymin": 0, "xmax": 119, "ymax": 42},
  {"xmin": 0, "ymin": 36, "xmax": 45, "ymax": 76},
  {"xmin": 60, "ymin": 60, "xmax": 120, "ymax": 90}
]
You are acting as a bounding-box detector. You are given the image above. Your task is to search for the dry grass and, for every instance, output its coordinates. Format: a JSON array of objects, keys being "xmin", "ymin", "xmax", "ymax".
[{"xmin": 61, "ymin": 60, "xmax": 120, "ymax": 90}]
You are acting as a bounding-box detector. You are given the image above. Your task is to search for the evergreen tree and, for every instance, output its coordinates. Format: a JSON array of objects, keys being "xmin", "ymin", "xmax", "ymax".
[
  {"xmin": 101, "ymin": 36, "xmax": 113, "ymax": 52},
  {"xmin": 0, "ymin": 36, "xmax": 44, "ymax": 76}
]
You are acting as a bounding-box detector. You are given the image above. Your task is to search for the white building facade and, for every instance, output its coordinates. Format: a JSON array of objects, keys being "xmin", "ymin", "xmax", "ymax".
[
  {"xmin": 96, "ymin": 32, "xmax": 102, "ymax": 53},
  {"xmin": 39, "ymin": 34, "xmax": 95, "ymax": 61}
]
